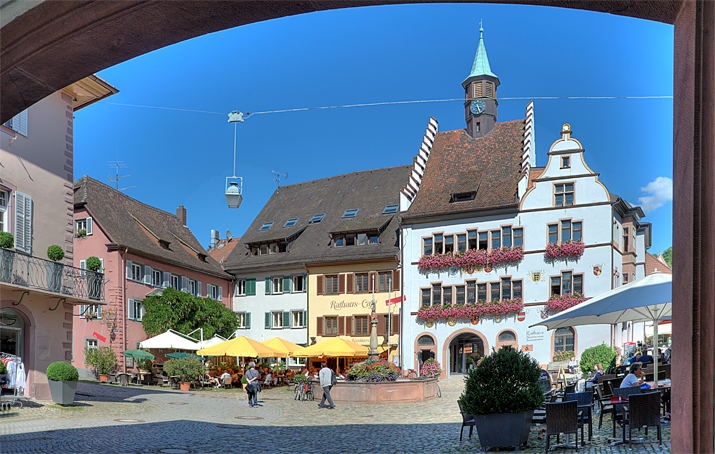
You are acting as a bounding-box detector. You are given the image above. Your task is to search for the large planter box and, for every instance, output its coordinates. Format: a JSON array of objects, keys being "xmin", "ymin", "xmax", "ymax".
[
  {"xmin": 312, "ymin": 378, "xmax": 438, "ymax": 404},
  {"xmin": 0, "ymin": 248, "xmax": 13, "ymax": 283},
  {"xmin": 473, "ymin": 410, "xmax": 534, "ymax": 450},
  {"xmin": 46, "ymin": 262, "xmax": 64, "ymax": 292},
  {"xmin": 48, "ymin": 380, "xmax": 78, "ymax": 405},
  {"xmin": 87, "ymin": 271, "xmax": 103, "ymax": 300}
]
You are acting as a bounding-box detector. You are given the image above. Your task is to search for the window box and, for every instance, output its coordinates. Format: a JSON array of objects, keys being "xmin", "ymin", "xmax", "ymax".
[
  {"xmin": 415, "ymin": 298, "xmax": 524, "ymax": 321},
  {"xmin": 545, "ymin": 240, "xmax": 585, "ymax": 259},
  {"xmin": 546, "ymin": 292, "xmax": 587, "ymax": 313},
  {"xmin": 417, "ymin": 246, "xmax": 524, "ymax": 272}
]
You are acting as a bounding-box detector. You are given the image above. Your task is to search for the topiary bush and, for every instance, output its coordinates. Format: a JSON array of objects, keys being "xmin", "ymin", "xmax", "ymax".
[
  {"xmin": 47, "ymin": 245, "xmax": 65, "ymax": 261},
  {"xmin": 459, "ymin": 346, "xmax": 544, "ymax": 416},
  {"xmin": 347, "ymin": 359, "xmax": 401, "ymax": 382},
  {"xmin": 579, "ymin": 343, "xmax": 618, "ymax": 375},
  {"xmin": 0, "ymin": 232, "xmax": 13, "ymax": 249},
  {"xmin": 86, "ymin": 256, "xmax": 102, "ymax": 271},
  {"xmin": 46, "ymin": 362, "xmax": 79, "ymax": 381}
]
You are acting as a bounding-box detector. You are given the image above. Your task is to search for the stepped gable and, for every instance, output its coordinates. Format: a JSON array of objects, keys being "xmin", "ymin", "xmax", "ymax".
[
  {"xmin": 74, "ymin": 175, "xmax": 230, "ymax": 279},
  {"xmin": 405, "ymin": 119, "xmax": 525, "ymax": 218},
  {"xmin": 223, "ymin": 165, "xmax": 411, "ymax": 272}
]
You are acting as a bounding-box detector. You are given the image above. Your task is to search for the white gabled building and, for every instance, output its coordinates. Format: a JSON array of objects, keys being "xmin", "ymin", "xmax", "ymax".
[{"xmin": 399, "ymin": 28, "xmax": 651, "ymax": 378}]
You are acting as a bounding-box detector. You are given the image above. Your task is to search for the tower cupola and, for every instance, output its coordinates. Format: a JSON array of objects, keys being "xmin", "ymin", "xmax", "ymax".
[{"xmin": 462, "ymin": 25, "xmax": 500, "ymax": 138}]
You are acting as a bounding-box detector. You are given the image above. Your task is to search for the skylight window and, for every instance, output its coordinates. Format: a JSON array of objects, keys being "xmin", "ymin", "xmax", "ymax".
[
  {"xmin": 450, "ymin": 192, "xmax": 476, "ymax": 203},
  {"xmin": 308, "ymin": 214, "xmax": 325, "ymax": 224},
  {"xmin": 342, "ymin": 209, "xmax": 359, "ymax": 219},
  {"xmin": 383, "ymin": 204, "xmax": 399, "ymax": 214},
  {"xmin": 259, "ymin": 222, "xmax": 274, "ymax": 231},
  {"xmin": 283, "ymin": 218, "xmax": 298, "ymax": 228}
]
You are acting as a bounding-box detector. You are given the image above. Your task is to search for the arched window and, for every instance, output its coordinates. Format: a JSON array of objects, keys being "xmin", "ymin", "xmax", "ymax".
[
  {"xmin": 554, "ymin": 327, "xmax": 575, "ymax": 352},
  {"xmin": 417, "ymin": 335, "xmax": 435, "ymax": 346},
  {"xmin": 498, "ymin": 330, "xmax": 516, "ymax": 342}
]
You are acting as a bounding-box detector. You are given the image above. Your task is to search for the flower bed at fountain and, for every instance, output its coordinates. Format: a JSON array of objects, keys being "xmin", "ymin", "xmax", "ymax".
[{"xmin": 313, "ymin": 376, "xmax": 439, "ymax": 404}]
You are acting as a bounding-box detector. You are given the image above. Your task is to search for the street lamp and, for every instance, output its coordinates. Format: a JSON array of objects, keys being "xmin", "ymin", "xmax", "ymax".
[{"xmin": 225, "ymin": 110, "xmax": 248, "ymax": 209}]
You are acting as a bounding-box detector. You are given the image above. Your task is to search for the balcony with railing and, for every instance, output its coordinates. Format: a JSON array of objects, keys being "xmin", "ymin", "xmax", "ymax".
[{"xmin": 0, "ymin": 248, "xmax": 105, "ymax": 302}]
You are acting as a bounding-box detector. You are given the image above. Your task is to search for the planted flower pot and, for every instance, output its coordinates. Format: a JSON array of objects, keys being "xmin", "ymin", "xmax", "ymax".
[
  {"xmin": 180, "ymin": 382, "xmax": 191, "ymax": 391},
  {"xmin": 473, "ymin": 410, "xmax": 534, "ymax": 450},
  {"xmin": 0, "ymin": 247, "xmax": 13, "ymax": 283},
  {"xmin": 45, "ymin": 261, "xmax": 64, "ymax": 292},
  {"xmin": 87, "ymin": 271, "xmax": 103, "ymax": 300},
  {"xmin": 49, "ymin": 379, "xmax": 79, "ymax": 405},
  {"xmin": 99, "ymin": 374, "xmax": 109, "ymax": 382}
]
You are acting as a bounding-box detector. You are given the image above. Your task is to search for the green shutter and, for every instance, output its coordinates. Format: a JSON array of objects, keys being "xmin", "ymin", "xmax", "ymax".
[
  {"xmin": 303, "ymin": 274, "xmax": 307, "ymax": 292},
  {"xmin": 247, "ymin": 279, "xmax": 256, "ymax": 296},
  {"xmin": 283, "ymin": 276, "xmax": 291, "ymax": 293},
  {"xmin": 265, "ymin": 277, "xmax": 272, "ymax": 295},
  {"xmin": 245, "ymin": 313, "xmax": 251, "ymax": 329},
  {"xmin": 265, "ymin": 312, "xmax": 271, "ymax": 329},
  {"xmin": 282, "ymin": 311, "xmax": 290, "ymax": 328},
  {"xmin": 302, "ymin": 310, "xmax": 307, "ymax": 327}
]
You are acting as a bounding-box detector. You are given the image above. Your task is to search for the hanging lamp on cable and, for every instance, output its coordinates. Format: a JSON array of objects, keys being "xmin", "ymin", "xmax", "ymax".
[{"xmin": 225, "ymin": 110, "xmax": 249, "ymax": 208}]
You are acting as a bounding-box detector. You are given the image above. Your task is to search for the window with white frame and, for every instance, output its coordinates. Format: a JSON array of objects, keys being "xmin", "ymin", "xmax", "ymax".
[
  {"xmin": 292, "ymin": 275, "xmax": 305, "ymax": 292},
  {"xmin": 131, "ymin": 263, "xmax": 143, "ymax": 282},
  {"xmin": 208, "ymin": 283, "xmax": 219, "ymax": 300},
  {"xmin": 292, "ymin": 310, "xmax": 305, "ymax": 328},
  {"xmin": 235, "ymin": 280, "xmax": 246, "ymax": 296},
  {"xmin": 236, "ymin": 312, "xmax": 248, "ymax": 329},
  {"xmin": 272, "ymin": 277, "xmax": 283, "ymax": 294},
  {"xmin": 152, "ymin": 269, "xmax": 163, "ymax": 287},
  {"xmin": 0, "ymin": 190, "xmax": 8, "ymax": 233},
  {"xmin": 74, "ymin": 217, "xmax": 93, "ymax": 237},
  {"xmin": 128, "ymin": 298, "xmax": 144, "ymax": 321},
  {"xmin": 272, "ymin": 312, "xmax": 282, "ymax": 328},
  {"xmin": 85, "ymin": 338, "xmax": 98, "ymax": 350},
  {"xmin": 189, "ymin": 279, "xmax": 198, "ymax": 296},
  {"xmin": 170, "ymin": 274, "xmax": 180, "ymax": 289}
]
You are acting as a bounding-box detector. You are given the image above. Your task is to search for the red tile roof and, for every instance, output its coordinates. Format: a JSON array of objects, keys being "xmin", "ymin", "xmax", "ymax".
[
  {"xmin": 646, "ymin": 251, "xmax": 672, "ymax": 275},
  {"xmin": 207, "ymin": 238, "xmax": 242, "ymax": 264},
  {"xmin": 404, "ymin": 120, "xmax": 525, "ymax": 219}
]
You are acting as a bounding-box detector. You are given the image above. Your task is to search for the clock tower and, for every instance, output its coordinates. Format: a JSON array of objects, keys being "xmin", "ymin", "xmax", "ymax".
[{"xmin": 462, "ymin": 26, "xmax": 500, "ymax": 138}]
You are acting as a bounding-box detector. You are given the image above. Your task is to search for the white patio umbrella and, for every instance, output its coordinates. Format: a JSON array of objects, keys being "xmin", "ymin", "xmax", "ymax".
[
  {"xmin": 139, "ymin": 329, "xmax": 201, "ymax": 350},
  {"xmin": 531, "ymin": 272, "xmax": 671, "ymax": 385},
  {"xmin": 198, "ymin": 335, "xmax": 228, "ymax": 349}
]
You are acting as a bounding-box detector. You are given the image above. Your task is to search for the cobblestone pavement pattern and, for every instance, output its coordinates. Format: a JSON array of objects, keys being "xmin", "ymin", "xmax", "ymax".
[{"xmin": 0, "ymin": 378, "xmax": 670, "ymax": 453}]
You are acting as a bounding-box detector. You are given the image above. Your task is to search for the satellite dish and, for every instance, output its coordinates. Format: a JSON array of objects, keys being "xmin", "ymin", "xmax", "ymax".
[{"xmin": 226, "ymin": 230, "xmax": 233, "ymax": 240}]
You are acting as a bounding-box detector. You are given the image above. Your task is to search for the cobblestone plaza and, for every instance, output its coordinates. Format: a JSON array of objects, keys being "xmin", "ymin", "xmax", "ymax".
[{"xmin": 0, "ymin": 377, "xmax": 669, "ymax": 454}]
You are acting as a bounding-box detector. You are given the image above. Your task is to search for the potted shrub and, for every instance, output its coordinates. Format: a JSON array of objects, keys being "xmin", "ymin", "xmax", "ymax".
[
  {"xmin": 46, "ymin": 245, "xmax": 65, "ymax": 292},
  {"xmin": 76, "ymin": 229, "xmax": 87, "ymax": 238},
  {"xmin": 84, "ymin": 346, "xmax": 118, "ymax": 381},
  {"xmin": 46, "ymin": 361, "xmax": 79, "ymax": 405},
  {"xmin": 85, "ymin": 256, "xmax": 103, "ymax": 300},
  {"xmin": 420, "ymin": 358, "xmax": 441, "ymax": 378},
  {"xmin": 164, "ymin": 357, "xmax": 205, "ymax": 391},
  {"xmin": 0, "ymin": 232, "xmax": 14, "ymax": 283},
  {"xmin": 459, "ymin": 346, "xmax": 544, "ymax": 451}
]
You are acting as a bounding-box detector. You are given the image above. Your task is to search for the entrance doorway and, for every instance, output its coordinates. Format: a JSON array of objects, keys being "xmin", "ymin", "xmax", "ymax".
[
  {"xmin": 0, "ymin": 308, "xmax": 24, "ymax": 359},
  {"xmin": 449, "ymin": 333, "xmax": 484, "ymax": 374}
]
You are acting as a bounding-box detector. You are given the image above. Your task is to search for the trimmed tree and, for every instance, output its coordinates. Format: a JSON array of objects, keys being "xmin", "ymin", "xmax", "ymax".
[
  {"xmin": 579, "ymin": 343, "xmax": 619, "ymax": 374},
  {"xmin": 141, "ymin": 287, "xmax": 238, "ymax": 339}
]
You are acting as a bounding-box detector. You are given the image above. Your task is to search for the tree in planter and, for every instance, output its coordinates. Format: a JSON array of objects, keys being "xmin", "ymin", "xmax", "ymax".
[
  {"xmin": 141, "ymin": 287, "xmax": 238, "ymax": 339},
  {"xmin": 85, "ymin": 256, "xmax": 103, "ymax": 300},
  {"xmin": 164, "ymin": 357, "xmax": 205, "ymax": 384},
  {"xmin": 46, "ymin": 362, "xmax": 79, "ymax": 405},
  {"xmin": 46, "ymin": 245, "xmax": 65, "ymax": 292},
  {"xmin": 579, "ymin": 343, "xmax": 618, "ymax": 375},
  {"xmin": 84, "ymin": 346, "xmax": 118, "ymax": 378},
  {"xmin": 459, "ymin": 346, "xmax": 544, "ymax": 450},
  {"xmin": 0, "ymin": 232, "xmax": 13, "ymax": 283}
]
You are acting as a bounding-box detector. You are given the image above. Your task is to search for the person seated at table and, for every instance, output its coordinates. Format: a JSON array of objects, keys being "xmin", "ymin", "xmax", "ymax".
[
  {"xmin": 623, "ymin": 352, "xmax": 635, "ymax": 366},
  {"xmin": 586, "ymin": 363, "xmax": 603, "ymax": 389},
  {"xmin": 620, "ymin": 362, "xmax": 645, "ymax": 388},
  {"xmin": 300, "ymin": 367, "xmax": 309, "ymax": 376},
  {"xmin": 231, "ymin": 371, "xmax": 241, "ymax": 386},
  {"xmin": 639, "ymin": 351, "xmax": 654, "ymax": 365},
  {"xmin": 308, "ymin": 367, "xmax": 317, "ymax": 377},
  {"xmin": 204, "ymin": 372, "xmax": 220, "ymax": 387},
  {"xmin": 219, "ymin": 370, "xmax": 232, "ymax": 388}
]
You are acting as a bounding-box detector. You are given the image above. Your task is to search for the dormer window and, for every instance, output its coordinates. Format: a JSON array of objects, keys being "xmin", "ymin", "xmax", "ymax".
[
  {"xmin": 309, "ymin": 214, "xmax": 325, "ymax": 224},
  {"xmin": 342, "ymin": 209, "xmax": 359, "ymax": 219},
  {"xmin": 382, "ymin": 204, "xmax": 398, "ymax": 214},
  {"xmin": 450, "ymin": 192, "xmax": 476, "ymax": 203},
  {"xmin": 283, "ymin": 218, "xmax": 298, "ymax": 228},
  {"xmin": 561, "ymin": 156, "xmax": 571, "ymax": 169},
  {"xmin": 259, "ymin": 222, "xmax": 274, "ymax": 231}
]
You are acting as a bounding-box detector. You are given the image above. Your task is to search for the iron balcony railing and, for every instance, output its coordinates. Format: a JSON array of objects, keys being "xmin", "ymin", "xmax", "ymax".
[{"xmin": 0, "ymin": 248, "xmax": 105, "ymax": 301}]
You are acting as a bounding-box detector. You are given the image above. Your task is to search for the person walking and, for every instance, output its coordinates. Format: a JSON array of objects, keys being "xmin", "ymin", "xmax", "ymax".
[
  {"xmin": 245, "ymin": 362, "xmax": 260, "ymax": 407},
  {"xmin": 318, "ymin": 362, "xmax": 336, "ymax": 409}
]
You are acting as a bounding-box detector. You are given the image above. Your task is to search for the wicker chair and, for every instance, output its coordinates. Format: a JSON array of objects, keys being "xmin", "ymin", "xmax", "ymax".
[
  {"xmin": 565, "ymin": 391, "xmax": 594, "ymax": 441},
  {"xmin": 624, "ymin": 391, "xmax": 662, "ymax": 447},
  {"xmin": 458, "ymin": 403, "xmax": 475, "ymax": 442},
  {"xmin": 595, "ymin": 384, "xmax": 615, "ymax": 429},
  {"xmin": 612, "ymin": 386, "xmax": 642, "ymax": 437},
  {"xmin": 545, "ymin": 400, "xmax": 580, "ymax": 452}
]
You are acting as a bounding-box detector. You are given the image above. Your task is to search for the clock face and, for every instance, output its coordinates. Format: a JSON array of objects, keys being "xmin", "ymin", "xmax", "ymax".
[{"xmin": 470, "ymin": 100, "xmax": 486, "ymax": 115}]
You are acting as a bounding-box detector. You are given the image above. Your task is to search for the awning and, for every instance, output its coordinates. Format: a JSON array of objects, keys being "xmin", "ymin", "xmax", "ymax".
[{"xmin": 139, "ymin": 329, "xmax": 200, "ymax": 350}]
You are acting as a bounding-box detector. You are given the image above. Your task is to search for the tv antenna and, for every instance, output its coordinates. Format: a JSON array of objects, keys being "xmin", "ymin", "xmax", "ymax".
[
  {"xmin": 226, "ymin": 230, "xmax": 233, "ymax": 240},
  {"xmin": 108, "ymin": 148, "xmax": 136, "ymax": 191},
  {"xmin": 271, "ymin": 170, "xmax": 288, "ymax": 188}
]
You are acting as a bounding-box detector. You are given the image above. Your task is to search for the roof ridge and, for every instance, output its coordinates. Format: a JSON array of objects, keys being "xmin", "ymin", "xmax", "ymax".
[
  {"xmin": 273, "ymin": 164, "xmax": 411, "ymax": 191},
  {"xmin": 82, "ymin": 175, "xmax": 183, "ymax": 221}
]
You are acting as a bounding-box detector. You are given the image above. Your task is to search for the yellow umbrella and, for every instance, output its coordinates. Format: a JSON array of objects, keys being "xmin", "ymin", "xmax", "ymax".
[
  {"xmin": 261, "ymin": 337, "xmax": 304, "ymax": 357},
  {"xmin": 197, "ymin": 336, "xmax": 283, "ymax": 357},
  {"xmin": 292, "ymin": 337, "xmax": 369, "ymax": 358}
]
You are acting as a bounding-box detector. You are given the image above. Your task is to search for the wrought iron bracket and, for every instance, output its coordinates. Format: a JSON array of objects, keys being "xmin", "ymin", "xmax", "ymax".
[
  {"xmin": 49, "ymin": 297, "xmax": 66, "ymax": 311},
  {"xmin": 12, "ymin": 291, "xmax": 29, "ymax": 306}
]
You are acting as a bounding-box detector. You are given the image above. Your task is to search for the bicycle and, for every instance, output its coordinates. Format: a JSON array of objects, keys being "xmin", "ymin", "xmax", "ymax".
[{"xmin": 436, "ymin": 383, "xmax": 441, "ymax": 398}]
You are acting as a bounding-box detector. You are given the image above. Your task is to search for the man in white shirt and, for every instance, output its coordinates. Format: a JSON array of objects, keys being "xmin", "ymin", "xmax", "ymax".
[
  {"xmin": 620, "ymin": 362, "xmax": 645, "ymax": 388},
  {"xmin": 318, "ymin": 362, "xmax": 336, "ymax": 409}
]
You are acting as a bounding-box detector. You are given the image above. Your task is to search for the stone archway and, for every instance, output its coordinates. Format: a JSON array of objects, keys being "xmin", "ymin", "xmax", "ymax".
[{"xmin": 442, "ymin": 327, "xmax": 489, "ymax": 378}]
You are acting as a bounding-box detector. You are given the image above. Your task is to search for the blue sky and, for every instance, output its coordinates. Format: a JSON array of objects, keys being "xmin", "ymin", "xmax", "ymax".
[{"xmin": 73, "ymin": 3, "xmax": 673, "ymax": 254}]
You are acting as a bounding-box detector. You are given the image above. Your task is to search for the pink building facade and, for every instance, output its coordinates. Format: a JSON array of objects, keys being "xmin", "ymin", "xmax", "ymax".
[{"xmin": 71, "ymin": 177, "xmax": 232, "ymax": 374}]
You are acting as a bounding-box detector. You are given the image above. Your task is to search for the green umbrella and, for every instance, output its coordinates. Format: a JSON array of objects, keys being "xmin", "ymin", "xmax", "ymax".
[
  {"xmin": 123, "ymin": 349, "xmax": 155, "ymax": 359},
  {"xmin": 166, "ymin": 352, "xmax": 204, "ymax": 361}
]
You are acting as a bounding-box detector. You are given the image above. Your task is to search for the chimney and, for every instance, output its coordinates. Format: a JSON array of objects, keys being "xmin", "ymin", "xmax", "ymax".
[
  {"xmin": 210, "ymin": 229, "xmax": 220, "ymax": 250},
  {"xmin": 176, "ymin": 205, "xmax": 187, "ymax": 226}
]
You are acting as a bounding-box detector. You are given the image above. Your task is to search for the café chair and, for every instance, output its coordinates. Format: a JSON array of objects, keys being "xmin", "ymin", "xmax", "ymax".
[
  {"xmin": 612, "ymin": 387, "xmax": 642, "ymax": 437},
  {"xmin": 221, "ymin": 375, "xmax": 232, "ymax": 389},
  {"xmin": 545, "ymin": 400, "xmax": 580, "ymax": 452},
  {"xmin": 458, "ymin": 403, "xmax": 475, "ymax": 442},
  {"xmin": 565, "ymin": 392, "xmax": 594, "ymax": 442},
  {"xmin": 624, "ymin": 391, "xmax": 662, "ymax": 447}
]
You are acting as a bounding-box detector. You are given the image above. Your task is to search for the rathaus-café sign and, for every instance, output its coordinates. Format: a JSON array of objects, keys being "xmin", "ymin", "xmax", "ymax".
[{"xmin": 329, "ymin": 300, "xmax": 372, "ymax": 310}]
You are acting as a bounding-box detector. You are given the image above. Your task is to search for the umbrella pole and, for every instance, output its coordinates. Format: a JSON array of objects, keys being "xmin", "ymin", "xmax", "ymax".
[{"xmin": 653, "ymin": 320, "xmax": 659, "ymax": 386}]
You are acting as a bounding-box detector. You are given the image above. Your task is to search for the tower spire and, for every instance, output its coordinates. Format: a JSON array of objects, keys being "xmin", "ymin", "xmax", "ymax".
[
  {"xmin": 465, "ymin": 23, "xmax": 498, "ymax": 82},
  {"xmin": 462, "ymin": 24, "xmax": 500, "ymax": 138}
]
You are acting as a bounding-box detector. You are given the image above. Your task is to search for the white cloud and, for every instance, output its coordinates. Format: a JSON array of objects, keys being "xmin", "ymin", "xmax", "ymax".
[{"xmin": 638, "ymin": 176, "xmax": 673, "ymax": 214}]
